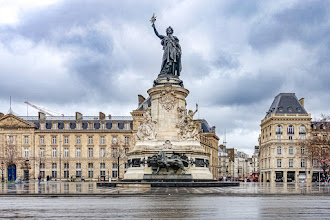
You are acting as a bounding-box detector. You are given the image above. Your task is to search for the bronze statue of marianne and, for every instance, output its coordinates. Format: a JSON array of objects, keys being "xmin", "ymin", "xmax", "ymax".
[{"xmin": 150, "ymin": 14, "xmax": 182, "ymax": 77}]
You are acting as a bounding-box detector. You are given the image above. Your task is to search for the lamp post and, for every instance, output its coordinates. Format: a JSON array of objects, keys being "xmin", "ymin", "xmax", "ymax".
[{"xmin": 1, "ymin": 162, "xmax": 4, "ymax": 182}]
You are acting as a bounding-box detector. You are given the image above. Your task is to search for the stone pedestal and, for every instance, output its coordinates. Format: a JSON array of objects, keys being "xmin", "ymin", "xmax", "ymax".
[{"xmin": 124, "ymin": 82, "xmax": 213, "ymax": 181}]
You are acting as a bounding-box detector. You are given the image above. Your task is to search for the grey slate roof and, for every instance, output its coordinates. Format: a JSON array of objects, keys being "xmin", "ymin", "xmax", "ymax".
[
  {"xmin": 266, "ymin": 93, "xmax": 308, "ymax": 117},
  {"xmin": 201, "ymin": 119, "xmax": 212, "ymax": 133},
  {"xmin": 137, "ymin": 97, "xmax": 151, "ymax": 111},
  {"xmin": 18, "ymin": 116, "xmax": 133, "ymax": 130}
]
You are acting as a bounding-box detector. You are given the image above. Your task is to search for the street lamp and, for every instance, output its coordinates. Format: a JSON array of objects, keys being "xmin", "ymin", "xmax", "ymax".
[{"xmin": 1, "ymin": 161, "xmax": 4, "ymax": 182}]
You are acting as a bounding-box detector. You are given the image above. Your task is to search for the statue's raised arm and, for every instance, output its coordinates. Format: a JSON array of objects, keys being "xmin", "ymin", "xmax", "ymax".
[{"xmin": 150, "ymin": 13, "xmax": 182, "ymax": 77}]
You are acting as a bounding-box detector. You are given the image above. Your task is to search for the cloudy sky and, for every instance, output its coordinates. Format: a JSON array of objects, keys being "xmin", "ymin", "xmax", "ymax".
[{"xmin": 1, "ymin": 0, "xmax": 329, "ymax": 154}]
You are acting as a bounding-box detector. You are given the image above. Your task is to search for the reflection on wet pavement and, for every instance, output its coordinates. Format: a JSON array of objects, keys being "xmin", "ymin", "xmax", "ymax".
[
  {"xmin": 0, "ymin": 182, "xmax": 329, "ymax": 195},
  {"xmin": 0, "ymin": 195, "xmax": 329, "ymax": 219}
]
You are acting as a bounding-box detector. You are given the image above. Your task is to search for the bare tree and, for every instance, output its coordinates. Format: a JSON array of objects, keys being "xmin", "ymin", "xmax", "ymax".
[{"xmin": 302, "ymin": 116, "xmax": 330, "ymax": 179}]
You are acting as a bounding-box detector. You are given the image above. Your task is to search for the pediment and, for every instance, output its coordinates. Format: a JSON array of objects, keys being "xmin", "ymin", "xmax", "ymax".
[{"xmin": 0, "ymin": 114, "xmax": 35, "ymax": 129}]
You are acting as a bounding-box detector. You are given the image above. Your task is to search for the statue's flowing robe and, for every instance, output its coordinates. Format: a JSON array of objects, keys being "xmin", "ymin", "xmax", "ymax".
[{"xmin": 160, "ymin": 36, "xmax": 182, "ymax": 76}]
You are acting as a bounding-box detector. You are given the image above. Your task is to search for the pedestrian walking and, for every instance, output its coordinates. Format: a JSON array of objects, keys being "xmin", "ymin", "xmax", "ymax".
[{"xmin": 38, "ymin": 173, "xmax": 41, "ymax": 185}]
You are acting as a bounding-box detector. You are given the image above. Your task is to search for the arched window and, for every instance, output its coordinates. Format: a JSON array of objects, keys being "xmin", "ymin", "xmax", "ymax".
[
  {"xmin": 287, "ymin": 125, "xmax": 294, "ymax": 134},
  {"xmin": 299, "ymin": 126, "xmax": 306, "ymax": 135},
  {"xmin": 289, "ymin": 146, "xmax": 293, "ymax": 155},
  {"xmin": 276, "ymin": 125, "xmax": 283, "ymax": 135},
  {"xmin": 277, "ymin": 146, "xmax": 281, "ymax": 155}
]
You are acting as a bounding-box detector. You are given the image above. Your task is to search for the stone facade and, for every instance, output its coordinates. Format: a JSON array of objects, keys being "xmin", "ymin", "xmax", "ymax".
[
  {"xmin": 0, "ymin": 113, "xmax": 133, "ymax": 181},
  {"xmin": 259, "ymin": 93, "xmax": 313, "ymax": 183},
  {"xmin": 124, "ymin": 84, "xmax": 218, "ymax": 181},
  {"xmin": 0, "ymin": 109, "xmax": 219, "ymax": 181}
]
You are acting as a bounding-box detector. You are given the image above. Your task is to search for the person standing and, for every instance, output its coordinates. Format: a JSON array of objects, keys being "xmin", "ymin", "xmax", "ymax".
[{"xmin": 38, "ymin": 173, "xmax": 41, "ymax": 185}]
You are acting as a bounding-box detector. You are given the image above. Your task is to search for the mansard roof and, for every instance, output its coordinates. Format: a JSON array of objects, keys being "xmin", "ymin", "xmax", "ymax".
[
  {"xmin": 266, "ymin": 93, "xmax": 307, "ymax": 117},
  {"xmin": 17, "ymin": 116, "xmax": 133, "ymax": 130}
]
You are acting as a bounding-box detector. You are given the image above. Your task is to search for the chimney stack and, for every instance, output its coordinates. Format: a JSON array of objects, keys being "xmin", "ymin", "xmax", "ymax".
[
  {"xmin": 76, "ymin": 112, "xmax": 83, "ymax": 120},
  {"xmin": 99, "ymin": 112, "xmax": 105, "ymax": 120},
  {"xmin": 38, "ymin": 112, "xmax": 46, "ymax": 120},
  {"xmin": 299, "ymin": 98, "xmax": 305, "ymax": 107},
  {"xmin": 138, "ymin": 95, "xmax": 145, "ymax": 106}
]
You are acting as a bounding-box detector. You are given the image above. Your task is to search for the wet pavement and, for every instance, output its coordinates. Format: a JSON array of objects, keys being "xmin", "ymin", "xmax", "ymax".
[
  {"xmin": 0, "ymin": 181, "xmax": 329, "ymax": 196},
  {"xmin": 0, "ymin": 195, "xmax": 329, "ymax": 219}
]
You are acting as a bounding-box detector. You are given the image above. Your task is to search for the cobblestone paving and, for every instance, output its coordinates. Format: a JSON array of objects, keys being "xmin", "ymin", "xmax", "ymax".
[{"xmin": 0, "ymin": 182, "xmax": 329, "ymax": 195}]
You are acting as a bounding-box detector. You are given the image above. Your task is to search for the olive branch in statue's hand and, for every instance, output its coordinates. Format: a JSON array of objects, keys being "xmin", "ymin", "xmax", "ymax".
[{"xmin": 150, "ymin": 13, "xmax": 156, "ymax": 26}]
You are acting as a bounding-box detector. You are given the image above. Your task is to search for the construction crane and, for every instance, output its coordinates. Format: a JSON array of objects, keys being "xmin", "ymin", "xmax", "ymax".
[{"xmin": 24, "ymin": 101, "xmax": 64, "ymax": 116}]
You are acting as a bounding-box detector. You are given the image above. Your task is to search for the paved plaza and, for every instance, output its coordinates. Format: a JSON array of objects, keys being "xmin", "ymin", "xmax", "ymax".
[{"xmin": 0, "ymin": 182, "xmax": 329, "ymax": 196}]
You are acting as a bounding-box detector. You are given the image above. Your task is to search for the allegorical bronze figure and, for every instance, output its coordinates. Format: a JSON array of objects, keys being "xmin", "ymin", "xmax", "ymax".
[{"xmin": 151, "ymin": 13, "xmax": 182, "ymax": 77}]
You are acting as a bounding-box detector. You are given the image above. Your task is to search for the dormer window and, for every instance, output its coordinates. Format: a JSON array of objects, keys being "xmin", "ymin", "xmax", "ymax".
[
  {"xmin": 76, "ymin": 123, "xmax": 82, "ymax": 130},
  {"xmin": 278, "ymin": 107, "xmax": 283, "ymax": 112},
  {"xmin": 287, "ymin": 107, "xmax": 292, "ymax": 112},
  {"xmin": 65, "ymin": 123, "xmax": 70, "ymax": 130},
  {"xmin": 297, "ymin": 107, "xmax": 301, "ymax": 112},
  {"xmin": 112, "ymin": 122, "xmax": 118, "ymax": 130},
  {"xmin": 101, "ymin": 123, "xmax": 106, "ymax": 130},
  {"xmin": 89, "ymin": 122, "xmax": 93, "ymax": 130}
]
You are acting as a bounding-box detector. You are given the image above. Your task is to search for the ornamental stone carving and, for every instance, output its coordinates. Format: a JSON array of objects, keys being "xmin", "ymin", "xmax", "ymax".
[
  {"xmin": 177, "ymin": 104, "xmax": 200, "ymax": 141},
  {"xmin": 136, "ymin": 108, "xmax": 157, "ymax": 141},
  {"xmin": 159, "ymin": 85, "xmax": 177, "ymax": 111}
]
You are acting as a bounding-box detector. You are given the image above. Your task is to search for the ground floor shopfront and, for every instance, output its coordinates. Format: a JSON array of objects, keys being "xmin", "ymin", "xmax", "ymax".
[{"xmin": 260, "ymin": 168, "xmax": 313, "ymax": 183}]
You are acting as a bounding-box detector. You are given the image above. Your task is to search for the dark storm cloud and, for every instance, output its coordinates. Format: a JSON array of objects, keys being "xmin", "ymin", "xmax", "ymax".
[
  {"xmin": 248, "ymin": 1, "xmax": 330, "ymax": 51},
  {"xmin": 1, "ymin": 0, "xmax": 330, "ymax": 154}
]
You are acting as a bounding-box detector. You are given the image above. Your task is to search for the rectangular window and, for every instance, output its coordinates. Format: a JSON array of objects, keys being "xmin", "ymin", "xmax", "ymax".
[
  {"xmin": 100, "ymin": 136, "xmax": 105, "ymax": 144},
  {"xmin": 88, "ymin": 163, "xmax": 93, "ymax": 178},
  {"xmin": 112, "ymin": 137, "xmax": 117, "ymax": 144},
  {"xmin": 100, "ymin": 148, "xmax": 105, "ymax": 157},
  {"xmin": 40, "ymin": 136, "xmax": 44, "ymax": 144},
  {"xmin": 52, "ymin": 136, "xmax": 57, "ymax": 144},
  {"xmin": 52, "ymin": 123, "xmax": 57, "ymax": 130},
  {"xmin": 100, "ymin": 163, "xmax": 106, "ymax": 177},
  {"xmin": 9, "ymin": 136, "xmax": 13, "ymax": 144},
  {"xmin": 277, "ymin": 135, "xmax": 281, "ymax": 140},
  {"xmin": 24, "ymin": 148, "xmax": 29, "ymax": 159},
  {"xmin": 289, "ymin": 147, "xmax": 293, "ymax": 155},
  {"xmin": 289, "ymin": 159, "xmax": 293, "ymax": 168},
  {"xmin": 125, "ymin": 137, "xmax": 129, "ymax": 145},
  {"xmin": 76, "ymin": 148, "xmax": 81, "ymax": 158},
  {"xmin": 89, "ymin": 123, "xmax": 93, "ymax": 129},
  {"xmin": 112, "ymin": 148, "xmax": 117, "ymax": 158},
  {"xmin": 40, "ymin": 123, "xmax": 45, "ymax": 130},
  {"xmin": 112, "ymin": 163, "xmax": 118, "ymax": 178},
  {"xmin": 277, "ymin": 147, "xmax": 281, "ymax": 155},
  {"xmin": 64, "ymin": 136, "xmax": 69, "ymax": 144},
  {"xmin": 289, "ymin": 136, "xmax": 293, "ymax": 140},
  {"xmin": 52, "ymin": 163, "xmax": 57, "ymax": 178},
  {"xmin": 24, "ymin": 136, "xmax": 29, "ymax": 144},
  {"xmin": 64, "ymin": 163, "xmax": 69, "ymax": 178},
  {"xmin": 88, "ymin": 136, "xmax": 93, "ymax": 144},
  {"xmin": 65, "ymin": 123, "xmax": 69, "ymax": 130},
  {"xmin": 301, "ymin": 159, "xmax": 305, "ymax": 168},
  {"xmin": 40, "ymin": 148, "xmax": 45, "ymax": 158},
  {"xmin": 277, "ymin": 159, "xmax": 281, "ymax": 168},
  {"xmin": 301, "ymin": 147, "xmax": 305, "ymax": 154},
  {"xmin": 76, "ymin": 136, "xmax": 81, "ymax": 144},
  {"xmin": 64, "ymin": 148, "xmax": 69, "ymax": 158},
  {"xmin": 88, "ymin": 148, "xmax": 93, "ymax": 157},
  {"xmin": 124, "ymin": 123, "xmax": 130, "ymax": 130},
  {"xmin": 40, "ymin": 163, "xmax": 45, "ymax": 178},
  {"xmin": 101, "ymin": 123, "xmax": 106, "ymax": 130},
  {"xmin": 52, "ymin": 148, "xmax": 57, "ymax": 157},
  {"xmin": 112, "ymin": 123, "xmax": 118, "ymax": 130},
  {"xmin": 76, "ymin": 163, "xmax": 82, "ymax": 177},
  {"xmin": 76, "ymin": 123, "xmax": 81, "ymax": 130}
]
